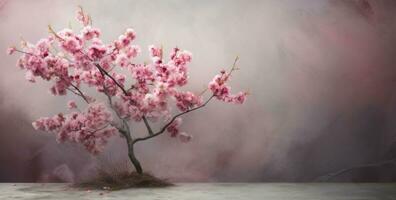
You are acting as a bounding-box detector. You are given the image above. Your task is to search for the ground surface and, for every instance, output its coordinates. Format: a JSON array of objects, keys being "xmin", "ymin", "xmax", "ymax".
[
  {"xmin": 0, "ymin": 183, "xmax": 395, "ymax": 199},
  {"xmin": 76, "ymin": 172, "xmax": 173, "ymax": 190}
]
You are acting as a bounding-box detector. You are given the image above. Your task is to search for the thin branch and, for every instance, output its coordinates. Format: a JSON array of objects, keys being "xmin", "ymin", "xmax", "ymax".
[
  {"xmin": 132, "ymin": 95, "xmax": 215, "ymax": 145},
  {"xmin": 196, "ymin": 56, "xmax": 239, "ymax": 97},
  {"xmin": 68, "ymin": 82, "xmax": 90, "ymax": 103},
  {"xmin": 97, "ymin": 65, "xmax": 133, "ymax": 140},
  {"xmin": 102, "ymin": 47, "xmax": 117, "ymax": 58},
  {"xmin": 142, "ymin": 116, "xmax": 154, "ymax": 135},
  {"xmin": 48, "ymin": 25, "xmax": 64, "ymax": 41},
  {"xmin": 85, "ymin": 124, "xmax": 111, "ymax": 134},
  {"xmin": 66, "ymin": 88, "xmax": 80, "ymax": 96},
  {"xmin": 95, "ymin": 63, "xmax": 128, "ymax": 96},
  {"xmin": 14, "ymin": 49, "xmax": 35, "ymax": 56}
]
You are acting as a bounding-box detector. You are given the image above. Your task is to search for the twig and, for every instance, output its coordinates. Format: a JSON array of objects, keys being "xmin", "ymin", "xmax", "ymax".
[
  {"xmin": 132, "ymin": 95, "xmax": 215, "ymax": 145},
  {"xmin": 68, "ymin": 82, "xmax": 90, "ymax": 103},
  {"xmin": 95, "ymin": 64, "xmax": 128, "ymax": 96}
]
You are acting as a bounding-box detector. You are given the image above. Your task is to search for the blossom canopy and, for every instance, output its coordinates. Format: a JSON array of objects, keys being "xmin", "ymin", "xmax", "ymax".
[{"xmin": 8, "ymin": 7, "xmax": 247, "ymax": 158}]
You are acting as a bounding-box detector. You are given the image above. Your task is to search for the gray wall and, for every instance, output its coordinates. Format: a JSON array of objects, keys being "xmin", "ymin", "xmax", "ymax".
[{"xmin": 1, "ymin": 0, "xmax": 396, "ymax": 182}]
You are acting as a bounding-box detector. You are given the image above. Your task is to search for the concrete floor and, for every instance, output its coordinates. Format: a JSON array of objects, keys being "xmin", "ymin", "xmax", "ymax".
[{"xmin": 0, "ymin": 183, "xmax": 395, "ymax": 200}]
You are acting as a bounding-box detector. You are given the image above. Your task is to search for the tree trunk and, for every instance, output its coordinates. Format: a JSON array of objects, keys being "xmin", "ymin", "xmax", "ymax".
[
  {"xmin": 128, "ymin": 143, "xmax": 143, "ymax": 174},
  {"xmin": 120, "ymin": 126, "xmax": 144, "ymax": 174}
]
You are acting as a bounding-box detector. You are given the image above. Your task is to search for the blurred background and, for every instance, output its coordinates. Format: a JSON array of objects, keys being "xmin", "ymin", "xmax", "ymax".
[{"xmin": 1, "ymin": 0, "xmax": 396, "ymax": 182}]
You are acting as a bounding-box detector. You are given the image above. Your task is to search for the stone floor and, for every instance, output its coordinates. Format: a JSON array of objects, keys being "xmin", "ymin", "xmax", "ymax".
[{"xmin": 0, "ymin": 183, "xmax": 395, "ymax": 199}]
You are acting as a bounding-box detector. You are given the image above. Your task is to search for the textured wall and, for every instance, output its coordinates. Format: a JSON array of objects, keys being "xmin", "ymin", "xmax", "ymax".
[{"xmin": 1, "ymin": 0, "xmax": 396, "ymax": 182}]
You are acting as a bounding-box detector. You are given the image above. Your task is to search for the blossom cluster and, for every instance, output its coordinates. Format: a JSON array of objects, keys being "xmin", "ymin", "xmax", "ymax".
[
  {"xmin": 208, "ymin": 71, "xmax": 247, "ymax": 104},
  {"xmin": 32, "ymin": 103, "xmax": 117, "ymax": 154},
  {"xmin": 8, "ymin": 8, "xmax": 247, "ymax": 154}
]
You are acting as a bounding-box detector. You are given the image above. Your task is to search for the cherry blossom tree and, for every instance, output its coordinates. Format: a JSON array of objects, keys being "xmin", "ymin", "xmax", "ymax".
[{"xmin": 7, "ymin": 7, "xmax": 247, "ymax": 174}]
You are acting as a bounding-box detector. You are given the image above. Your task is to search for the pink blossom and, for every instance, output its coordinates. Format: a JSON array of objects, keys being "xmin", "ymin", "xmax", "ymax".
[
  {"xmin": 148, "ymin": 45, "xmax": 162, "ymax": 63},
  {"xmin": 33, "ymin": 103, "xmax": 116, "ymax": 154},
  {"xmin": 35, "ymin": 39, "xmax": 51, "ymax": 57},
  {"xmin": 67, "ymin": 100, "xmax": 78, "ymax": 110},
  {"xmin": 125, "ymin": 28, "xmax": 136, "ymax": 41},
  {"xmin": 174, "ymin": 91, "xmax": 202, "ymax": 111},
  {"xmin": 32, "ymin": 113, "xmax": 65, "ymax": 132},
  {"xmin": 7, "ymin": 46, "xmax": 16, "ymax": 55},
  {"xmin": 166, "ymin": 117, "xmax": 182, "ymax": 137},
  {"xmin": 230, "ymin": 92, "xmax": 248, "ymax": 104},
  {"xmin": 208, "ymin": 71, "xmax": 248, "ymax": 104},
  {"xmin": 174, "ymin": 50, "xmax": 192, "ymax": 65},
  {"xmin": 61, "ymin": 36, "xmax": 82, "ymax": 54},
  {"xmin": 118, "ymin": 35, "xmax": 131, "ymax": 48},
  {"xmin": 99, "ymin": 56, "xmax": 113, "ymax": 71},
  {"xmin": 50, "ymin": 79, "xmax": 69, "ymax": 96},
  {"xmin": 81, "ymin": 26, "xmax": 100, "ymax": 40},
  {"xmin": 87, "ymin": 39, "xmax": 107, "ymax": 59},
  {"xmin": 125, "ymin": 45, "xmax": 140, "ymax": 59},
  {"xmin": 130, "ymin": 64, "xmax": 154, "ymax": 83},
  {"xmin": 115, "ymin": 53, "xmax": 129, "ymax": 68}
]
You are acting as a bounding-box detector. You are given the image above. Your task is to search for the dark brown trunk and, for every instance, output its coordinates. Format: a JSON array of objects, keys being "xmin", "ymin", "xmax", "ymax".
[
  {"xmin": 128, "ymin": 143, "xmax": 143, "ymax": 174},
  {"xmin": 121, "ymin": 126, "xmax": 143, "ymax": 174}
]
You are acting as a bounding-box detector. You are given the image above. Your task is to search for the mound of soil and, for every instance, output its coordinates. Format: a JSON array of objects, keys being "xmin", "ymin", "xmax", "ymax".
[{"xmin": 76, "ymin": 172, "xmax": 173, "ymax": 191}]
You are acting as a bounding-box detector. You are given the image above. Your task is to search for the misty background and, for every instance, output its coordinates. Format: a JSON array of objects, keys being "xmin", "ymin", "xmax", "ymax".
[{"xmin": 1, "ymin": 0, "xmax": 396, "ymax": 182}]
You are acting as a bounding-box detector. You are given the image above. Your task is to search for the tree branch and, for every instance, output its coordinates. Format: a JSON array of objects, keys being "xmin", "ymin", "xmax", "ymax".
[
  {"xmin": 132, "ymin": 95, "xmax": 215, "ymax": 145},
  {"xmin": 142, "ymin": 116, "xmax": 154, "ymax": 135},
  {"xmin": 94, "ymin": 63, "xmax": 128, "ymax": 96},
  {"xmin": 68, "ymin": 82, "xmax": 90, "ymax": 103},
  {"xmin": 14, "ymin": 49, "xmax": 35, "ymax": 56},
  {"xmin": 96, "ymin": 65, "xmax": 134, "ymax": 141}
]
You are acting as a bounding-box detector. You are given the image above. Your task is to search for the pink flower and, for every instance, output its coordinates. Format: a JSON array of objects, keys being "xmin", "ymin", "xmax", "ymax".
[
  {"xmin": 149, "ymin": 45, "xmax": 162, "ymax": 57},
  {"xmin": 32, "ymin": 113, "xmax": 65, "ymax": 132},
  {"xmin": 208, "ymin": 71, "xmax": 247, "ymax": 104},
  {"xmin": 125, "ymin": 28, "xmax": 136, "ymax": 41},
  {"xmin": 166, "ymin": 117, "xmax": 182, "ymax": 137},
  {"xmin": 177, "ymin": 50, "xmax": 192, "ymax": 64},
  {"xmin": 148, "ymin": 45, "xmax": 162, "ymax": 63},
  {"xmin": 7, "ymin": 47, "xmax": 16, "ymax": 55},
  {"xmin": 67, "ymin": 100, "xmax": 78, "ymax": 110},
  {"xmin": 81, "ymin": 26, "xmax": 101, "ymax": 40},
  {"xmin": 174, "ymin": 91, "xmax": 202, "ymax": 111},
  {"xmin": 50, "ymin": 79, "xmax": 69, "ymax": 96},
  {"xmin": 125, "ymin": 45, "xmax": 140, "ymax": 59},
  {"xmin": 115, "ymin": 53, "xmax": 129, "ymax": 67},
  {"xmin": 87, "ymin": 39, "xmax": 107, "ymax": 59},
  {"xmin": 230, "ymin": 92, "xmax": 247, "ymax": 104},
  {"xmin": 35, "ymin": 39, "xmax": 51, "ymax": 57},
  {"xmin": 118, "ymin": 35, "xmax": 131, "ymax": 48},
  {"xmin": 61, "ymin": 36, "xmax": 82, "ymax": 54},
  {"xmin": 131, "ymin": 64, "xmax": 154, "ymax": 83}
]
